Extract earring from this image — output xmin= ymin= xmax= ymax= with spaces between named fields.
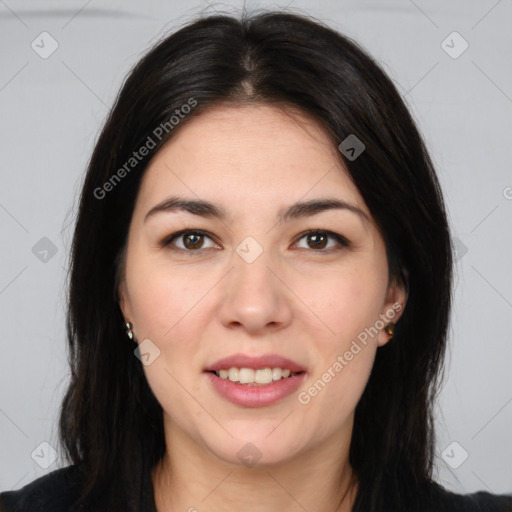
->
xmin=125 ymin=322 xmax=134 ymax=341
xmin=385 ymin=323 xmax=395 ymax=339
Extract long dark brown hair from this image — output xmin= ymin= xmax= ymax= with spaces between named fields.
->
xmin=59 ymin=9 xmax=452 ymax=511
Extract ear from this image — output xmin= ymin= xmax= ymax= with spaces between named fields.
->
xmin=377 ymin=273 xmax=407 ymax=347
xmin=118 ymin=279 xmax=133 ymax=324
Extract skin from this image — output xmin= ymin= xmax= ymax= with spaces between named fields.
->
xmin=118 ymin=104 xmax=406 ymax=512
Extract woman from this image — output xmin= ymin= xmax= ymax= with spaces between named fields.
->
xmin=1 ymin=9 xmax=510 ymax=512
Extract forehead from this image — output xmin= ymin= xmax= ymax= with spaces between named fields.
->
xmin=134 ymin=104 xmax=370 ymax=220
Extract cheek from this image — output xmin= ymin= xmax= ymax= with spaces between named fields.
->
xmin=303 ymin=264 xmax=388 ymax=344
xmin=306 ymin=349 xmax=375 ymax=440
xmin=128 ymin=263 xmax=208 ymax=426
xmin=125 ymin=259 xmax=214 ymax=411
xmin=295 ymin=264 xmax=386 ymax=416
xmin=127 ymin=257 xmax=207 ymax=342
xmin=298 ymin=296 xmax=379 ymax=437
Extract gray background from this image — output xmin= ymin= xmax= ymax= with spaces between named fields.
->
xmin=1 ymin=0 xmax=511 ymax=496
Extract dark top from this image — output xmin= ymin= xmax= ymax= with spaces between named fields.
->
xmin=0 ymin=465 xmax=511 ymax=512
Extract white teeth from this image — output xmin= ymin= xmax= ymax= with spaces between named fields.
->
xmin=239 ymin=368 xmax=255 ymax=384
xmin=272 ymin=367 xmax=282 ymax=380
xmin=255 ymin=368 xmax=273 ymax=384
xmin=214 ymin=367 xmax=299 ymax=384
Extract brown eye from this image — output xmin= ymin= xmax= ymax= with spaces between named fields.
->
xmin=306 ymin=232 xmax=328 ymax=249
xmin=183 ymin=232 xmax=204 ymax=250
xmin=295 ymin=230 xmax=349 ymax=252
xmin=162 ymin=230 xmax=218 ymax=251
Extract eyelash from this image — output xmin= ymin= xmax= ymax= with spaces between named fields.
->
xmin=160 ymin=229 xmax=350 ymax=254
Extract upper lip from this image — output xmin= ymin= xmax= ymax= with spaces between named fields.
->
xmin=204 ymin=353 xmax=307 ymax=373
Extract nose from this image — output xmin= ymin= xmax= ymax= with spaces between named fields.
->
xmin=217 ymin=247 xmax=293 ymax=335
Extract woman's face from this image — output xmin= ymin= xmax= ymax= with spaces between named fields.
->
xmin=119 ymin=104 xmax=405 ymax=467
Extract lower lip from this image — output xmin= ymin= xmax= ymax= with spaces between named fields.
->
xmin=205 ymin=372 xmax=306 ymax=408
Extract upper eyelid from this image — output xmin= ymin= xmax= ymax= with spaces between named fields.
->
xmin=162 ymin=229 xmax=218 ymax=247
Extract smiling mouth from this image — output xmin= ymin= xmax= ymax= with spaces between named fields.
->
xmin=206 ymin=367 xmax=305 ymax=386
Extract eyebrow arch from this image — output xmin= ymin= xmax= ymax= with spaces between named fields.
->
xmin=144 ymin=195 xmax=369 ymax=224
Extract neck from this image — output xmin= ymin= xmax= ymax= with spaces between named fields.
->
xmin=153 ymin=416 xmax=359 ymax=512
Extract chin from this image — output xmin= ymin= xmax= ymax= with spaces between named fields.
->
xmin=200 ymin=426 xmax=306 ymax=469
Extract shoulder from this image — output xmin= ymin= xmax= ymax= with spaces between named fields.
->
xmin=0 ymin=465 xmax=83 ymax=512
xmin=423 ymin=480 xmax=512 ymax=512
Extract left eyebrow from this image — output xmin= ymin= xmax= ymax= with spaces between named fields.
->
xmin=144 ymin=195 xmax=369 ymax=224
xmin=277 ymin=198 xmax=369 ymax=224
